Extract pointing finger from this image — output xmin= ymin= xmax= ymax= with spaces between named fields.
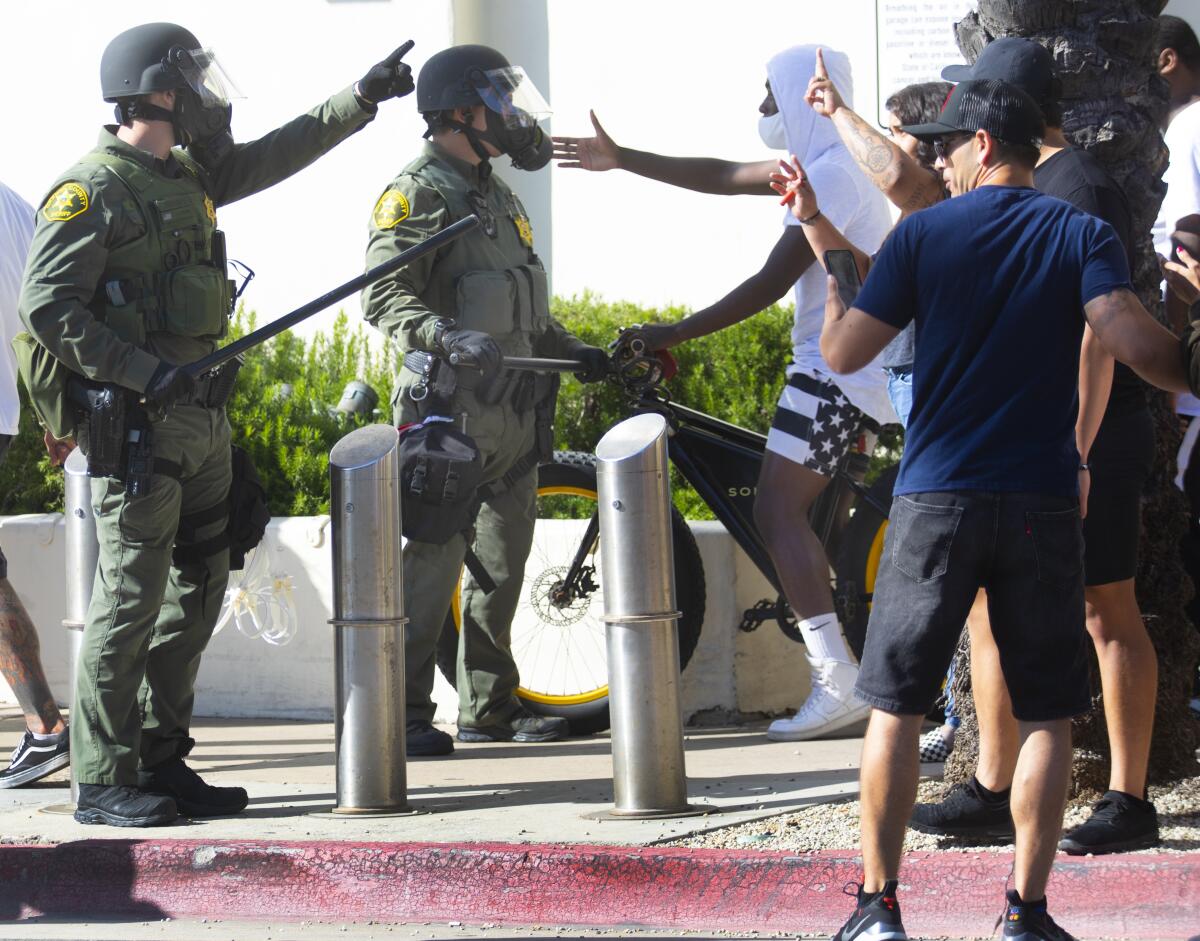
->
xmin=384 ymin=39 xmax=416 ymax=65
xmin=815 ymin=47 xmax=828 ymax=80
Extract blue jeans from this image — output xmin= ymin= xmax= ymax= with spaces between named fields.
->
xmin=885 ymin=367 xmax=913 ymax=429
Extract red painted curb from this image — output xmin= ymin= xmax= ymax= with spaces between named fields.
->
xmin=0 ymin=840 xmax=1195 ymax=937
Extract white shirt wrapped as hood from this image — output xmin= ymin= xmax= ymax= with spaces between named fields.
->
xmin=765 ymin=45 xmax=896 ymax=424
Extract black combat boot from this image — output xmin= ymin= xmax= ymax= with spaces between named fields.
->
xmin=74 ymin=783 xmax=178 ymax=828
xmin=141 ymin=757 xmax=248 ymax=817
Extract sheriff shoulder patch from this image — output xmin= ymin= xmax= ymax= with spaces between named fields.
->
xmin=43 ymin=183 xmax=89 ymax=222
xmin=204 ymin=195 xmax=216 ymax=226
xmin=373 ymin=189 xmax=410 ymax=230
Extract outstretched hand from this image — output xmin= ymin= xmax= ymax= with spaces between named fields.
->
xmin=805 ymin=48 xmax=846 ymax=118
xmin=769 ymin=155 xmax=819 ymax=218
xmin=552 ymin=110 xmax=621 ymax=171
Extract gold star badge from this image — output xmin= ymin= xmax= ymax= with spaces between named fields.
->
xmin=204 ymin=195 xmax=216 ymax=226
xmin=514 ymin=215 xmax=533 ymax=247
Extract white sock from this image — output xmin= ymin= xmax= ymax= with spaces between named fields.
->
xmin=30 ymin=728 xmax=63 ymax=742
xmin=799 ymin=611 xmax=855 ymax=665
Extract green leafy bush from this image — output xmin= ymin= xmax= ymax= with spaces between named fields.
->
xmin=0 ymin=296 xmax=901 ymax=519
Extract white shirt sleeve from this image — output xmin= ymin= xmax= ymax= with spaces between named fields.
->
xmin=1154 ymin=101 xmax=1200 ymax=257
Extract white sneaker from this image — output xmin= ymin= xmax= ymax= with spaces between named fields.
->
xmin=766 ymin=658 xmax=870 ymax=741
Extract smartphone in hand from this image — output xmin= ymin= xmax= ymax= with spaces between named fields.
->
xmin=823 ymin=249 xmax=862 ymax=309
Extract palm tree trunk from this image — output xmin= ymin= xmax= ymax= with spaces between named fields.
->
xmin=944 ymin=0 xmax=1199 ymax=793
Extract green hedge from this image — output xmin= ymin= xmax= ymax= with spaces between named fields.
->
xmin=0 ymin=297 xmax=900 ymax=518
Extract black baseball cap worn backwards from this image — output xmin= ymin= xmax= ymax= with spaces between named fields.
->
xmin=941 ymin=36 xmax=1059 ymax=107
xmin=900 ymin=79 xmax=1046 ymax=148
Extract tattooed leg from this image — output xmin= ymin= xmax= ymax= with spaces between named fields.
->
xmin=0 ymin=578 xmax=64 ymax=734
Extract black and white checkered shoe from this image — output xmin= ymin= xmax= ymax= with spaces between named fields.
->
xmin=0 ymin=728 xmax=70 ymax=788
xmin=918 ymin=725 xmax=955 ymax=763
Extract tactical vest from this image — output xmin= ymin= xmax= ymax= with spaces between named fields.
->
xmin=14 ymin=149 xmax=235 ymax=439
xmin=408 ymin=156 xmax=549 ymax=360
xmin=78 ymin=150 xmax=234 ymax=346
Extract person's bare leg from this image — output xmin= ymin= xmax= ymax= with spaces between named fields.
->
xmin=753 ymin=452 xmax=834 ymax=619
xmin=0 ymin=579 xmax=64 ymax=735
xmin=1085 ymin=579 xmax=1155 ymax=797
xmin=1011 ymin=719 xmax=1072 ymax=902
xmin=859 ymin=709 xmax=924 ymax=891
xmin=968 ymin=591 xmax=1019 ymax=792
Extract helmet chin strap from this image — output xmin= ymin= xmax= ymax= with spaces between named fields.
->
xmin=117 ymin=99 xmax=187 ymax=146
xmin=443 ymin=117 xmax=494 ymax=166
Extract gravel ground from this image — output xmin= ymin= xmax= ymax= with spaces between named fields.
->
xmin=670 ymin=775 xmax=1200 ymax=854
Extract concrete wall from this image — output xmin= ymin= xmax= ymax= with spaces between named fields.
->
xmin=0 ymin=515 xmax=811 ymax=724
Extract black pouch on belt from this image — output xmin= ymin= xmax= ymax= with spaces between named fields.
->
xmin=398 ymin=421 xmax=483 ymax=544
xmin=172 ymin=446 xmax=269 ymax=571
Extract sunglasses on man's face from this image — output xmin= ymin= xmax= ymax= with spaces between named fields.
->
xmin=933 ymin=134 xmax=972 ymax=162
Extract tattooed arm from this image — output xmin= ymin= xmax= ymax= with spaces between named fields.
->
xmin=804 ymin=49 xmax=943 ymax=214
xmin=1084 ymin=288 xmax=1188 ymax=393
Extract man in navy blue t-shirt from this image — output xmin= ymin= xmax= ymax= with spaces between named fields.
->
xmin=815 ymin=80 xmax=1189 ymax=941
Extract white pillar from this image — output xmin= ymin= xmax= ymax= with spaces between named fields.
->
xmin=452 ymin=0 xmax=552 ymax=281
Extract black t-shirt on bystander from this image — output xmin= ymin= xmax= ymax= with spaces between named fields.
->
xmin=1034 ymin=146 xmax=1145 ymax=420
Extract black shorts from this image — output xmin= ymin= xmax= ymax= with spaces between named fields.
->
xmin=856 ymin=490 xmax=1091 ymax=722
xmin=1083 ymin=407 xmax=1154 ymax=586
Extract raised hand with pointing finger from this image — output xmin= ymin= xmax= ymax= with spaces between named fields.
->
xmin=356 ymin=40 xmax=416 ymax=105
xmin=805 ymin=48 xmax=848 ymax=119
xmin=552 ymin=110 xmax=622 ymax=171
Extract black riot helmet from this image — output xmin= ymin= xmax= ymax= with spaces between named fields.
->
xmin=101 ymin=23 xmax=200 ymax=100
xmin=416 ymin=44 xmax=553 ymax=171
xmin=100 ymin=22 xmax=241 ymax=167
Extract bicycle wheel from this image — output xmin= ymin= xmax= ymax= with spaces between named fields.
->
xmin=833 ymin=463 xmax=898 ymax=662
xmin=436 ymin=450 xmax=707 ymax=735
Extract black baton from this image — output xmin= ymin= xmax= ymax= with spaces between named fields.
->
xmin=187 ymin=215 xmax=481 ymax=378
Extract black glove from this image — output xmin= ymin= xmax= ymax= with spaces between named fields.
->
xmin=439 ymin=328 xmax=504 ymax=378
xmin=144 ymin=361 xmax=196 ymax=412
xmin=356 ymin=40 xmax=416 ymax=105
xmin=573 ymin=346 xmax=610 ymax=384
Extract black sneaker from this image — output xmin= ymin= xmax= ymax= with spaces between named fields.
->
xmin=1059 ymin=789 xmax=1158 ymax=855
xmin=74 ymin=783 xmax=178 ymax=828
xmin=831 ymin=880 xmax=908 ymax=940
xmin=457 ymin=708 xmax=569 ymax=743
xmin=909 ymin=776 xmax=1015 ymax=840
xmin=406 ymin=720 xmax=454 ymax=756
xmin=1002 ymin=890 xmax=1077 ymax=940
xmin=141 ymin=757 xmax=248 ymax=817
xmin=0 ymin=728 xmax=69 ymax=789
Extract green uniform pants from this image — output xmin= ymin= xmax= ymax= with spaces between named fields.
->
xmin=72 ymin=405 xmax=232 ymax=786
xmin=399 ymin=391 xmax=538 ymax=728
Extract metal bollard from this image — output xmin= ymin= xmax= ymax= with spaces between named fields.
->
xmin=595 ymin=413 xmax=700 ymax=818
xmin=328 ymin=424 xmax=412 ymax=815
xmin=62 ymin=448 xmax=98 ymax=806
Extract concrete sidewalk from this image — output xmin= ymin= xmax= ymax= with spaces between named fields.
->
xmin=0 ymin=711 xmax=865 ymax=845
xmin=2 ymin=711 xmax=1196 ymax=939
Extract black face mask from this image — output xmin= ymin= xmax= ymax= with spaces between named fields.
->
xmin=488 ymin=113 xmax=552 ymax=171
xmin=175 ymin=86 xmax=234 ymax=167
xmin=446 ymin=109 xmax=551 ymax=172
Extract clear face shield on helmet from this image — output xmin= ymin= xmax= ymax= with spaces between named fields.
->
xmin=467 ymin=65 xmax=553 ymax=170
xmin=470 ymin=65 xmax=551 ymax=128
xmin=169 ymin=47 xmax=244 ymax=107
xmin=163 ymin=46 xmax=243 ymax=166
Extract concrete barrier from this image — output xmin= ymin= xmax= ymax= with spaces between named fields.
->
xmin=0 ymin=514 xmax=812 ymax=724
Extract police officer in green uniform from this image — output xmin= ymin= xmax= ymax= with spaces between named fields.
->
xmin=363 ymin=45 xmax=608 ymax=756
xmin=18 ymin=22 xmax=416 ymax=827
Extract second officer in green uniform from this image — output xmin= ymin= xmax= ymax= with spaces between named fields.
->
xmin=363 ymin=45 xmax=608 ymax=756
xmin=19 ymin=22 xmax=417 ymax=826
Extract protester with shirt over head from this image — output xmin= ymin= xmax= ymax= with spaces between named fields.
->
xmin=553 ymin=46 xmax=894 ymax=743
xmin=785 ymin=79 xmax=1188 ymax=941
